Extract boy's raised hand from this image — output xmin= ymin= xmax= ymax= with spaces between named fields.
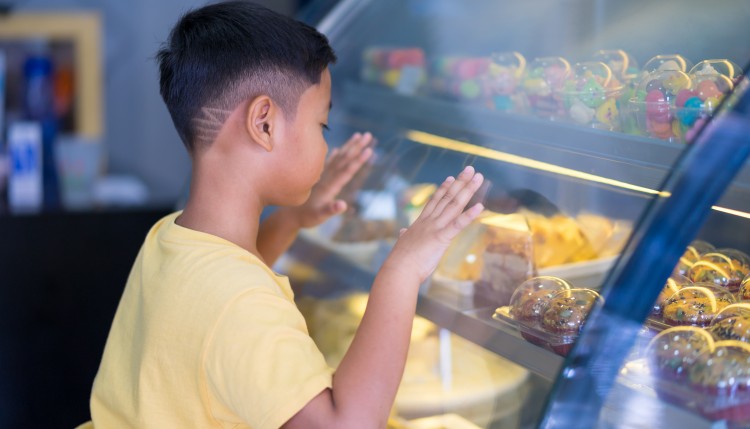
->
xmin=291 ymin=132 xmax=374 ymax=229
xmin=387 ymin=166 xmax=485 ymax=283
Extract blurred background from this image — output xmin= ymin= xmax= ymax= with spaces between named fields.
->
xmin=0 ymin=1 xmax=336 ymax=427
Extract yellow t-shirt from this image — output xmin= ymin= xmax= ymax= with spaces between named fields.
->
xmin=88 ymin=212 xmax=333 ymax=429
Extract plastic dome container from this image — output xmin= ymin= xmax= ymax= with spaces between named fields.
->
xmin=641 ymin=54 xmax=693 ymax=76
xmin=662 ymin=284 xmax=736 ymax=327
xmin=540 ymin=288 xmax=603 ymax=355
xmin=557 ymin=61 xmax=624 ymax=130
xmin=592 ymin=49 xmax=639 ymax=84
xmin=674 ymin=240 xmax=716 ymax=277
xmin=688 ymin=341 xmax=750 ymax=423
xmin=509 ymin=276 xmax=571 ymax=324
xmin=522 ymin=56 xmax=570 ymax=119
xmin=709 ymin=303 xmax=750 ymax=342
xmin=652 ymin=274 xmax=691 ymax=317
xmin=688 ymin=249 xmax=750 ymax=292
xmin=690 ymin=59 xmax=743 ymax=83
xmin=487 ymin=51 xmax=527 ymax=112
xmin=646 ymin=325 xmax=715 ymax=381
xmin=430 ymin=56 xmax=491 ymax=101
xmin=625 ymin=69 xmax=695 ymax=142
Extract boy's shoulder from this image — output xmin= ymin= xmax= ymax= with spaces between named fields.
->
xmin=139 ymin=212 xmax=291 ymax=299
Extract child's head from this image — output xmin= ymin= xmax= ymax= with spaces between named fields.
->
xmin=156 ymin=1 xmax=337 ymax=152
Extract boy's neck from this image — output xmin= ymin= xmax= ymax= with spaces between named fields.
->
xmin=176 ymin=172 xmax=265 ymax=263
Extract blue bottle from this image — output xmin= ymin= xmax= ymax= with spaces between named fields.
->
xmin=23 ymin=49 xmax=61 ymax=211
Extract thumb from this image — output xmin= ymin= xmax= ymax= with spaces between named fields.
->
xmin=326 ymin=200 xmax=347 ymax=216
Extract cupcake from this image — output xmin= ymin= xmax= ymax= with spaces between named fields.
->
xmin=689 ymin=249 xmax=750 ymax=293
xmin=522 ymin=56 xmax=571 ymax=120
xmin=645 ymin=326 xmax=715 ymax=408
xmin=646 ymin=326 xmax=715 ymax=382
xmin=688 ymin=341 xmax=750 ymax=423
xmin=674 ymin=240 xmax=715 ymax=277
xmin=541 ymin=288 xmax=603 ymax=355
xmin=509 ymin=276 xmax=571 ymax=347
xmin=662 ymin=284 xmax=735 ymax=327
xmin=709 ymin=303 xmax=750 ymax=343
xmin=652 ymin=274 xmax=691 ymax=318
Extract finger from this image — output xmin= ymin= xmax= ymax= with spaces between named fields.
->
xmin=325 ymin=200 xmax=347 ymax=216
xmin=325 ymin=147 xmax=340 ymax=168
xmin=335 ymin=131 xmax=365 ymax=161
xmin=435 ymin=172 xmax=483 ymax=221
xmin=442 ymin=203 xmax=484 ymax=239
xmin=323 ymin=147 xmax=374 ymax=198
xmin=334 ymin=132 xmax=372 ymax=168
xmin=420 ymin=176 xmax=454 ymax=217
xmin=431 ymin=166 xmax=476 ymax=216
xmin=399 ymin=228 xmax=408 ymax=237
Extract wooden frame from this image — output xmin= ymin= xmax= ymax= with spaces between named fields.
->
xmin=0 ymin=12 xmax=103 ymax=139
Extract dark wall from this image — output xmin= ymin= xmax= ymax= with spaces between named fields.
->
xmin=0 ymin=209 xmax=171 ymax=428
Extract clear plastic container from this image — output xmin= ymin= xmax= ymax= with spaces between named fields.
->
xmin=740 ymin=274 xmax=750 ymax=301
xmin=625 ymin=69 xmax=694 ymax=142
xmin=645 ymin=326 xmax=715 ymax=383
xmin=687 ymin=340 xmax=750 ymax=424
xmin=688 ymin=249 xmax=750 ymax=292
xmin=430 ymin=56 xmax=492 ymax=101
xmin=651 ymin=274 xmax=691 ymax=318
xmin=557 ymin=61 xmax=624 ymax=130
xmin=508 ymin=276 xmax=571 ymax=326
xmin=641 ymin=54 xmax=693 ymax=76
xmin=521 ymin=56 xmax=570 ymax=120
xmin=361 ymin=47 xmax=426 ymax=92
xmin=487 ymin=51 xmax=527 ymax=112
xmin=674 ymin=240 xmax=716 ymax=277
xmin=592 ymin=49 xmax=639 ymax=84
xmin=496 ymin=282 xmax=601 ymax=356
xmin=709 ymin=303 xmax=750 ymax=342
xmin=662 ymin=284 xmax=736 ymax=327
xmin=540 ymin=288 xmax=603 ymax=355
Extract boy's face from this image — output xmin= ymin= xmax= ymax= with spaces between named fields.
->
xmin=275 ymin=68 xmax=332 ymax=205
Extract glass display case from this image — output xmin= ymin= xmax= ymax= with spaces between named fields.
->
xmin=285 ymin=1 xmax=750 ymax=428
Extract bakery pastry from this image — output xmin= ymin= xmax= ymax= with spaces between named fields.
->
xmin=646 ymin=326 xmax=715 ymax=382
xmin=652 ymin=275 xmax=690 ymax=317
xmin=662 ymin=284 xmax=735 ymax=327
xmin=540 ymin=288 xmax=602 ymax=355
xmin=688 ymin=250 xmax=750 ymax=293
xmin=674 ymin=240 xmax=715 ymax=277
xmin=509 ymin=276 xmax=571 ymax=324
xmin=709 ymin=303 xmax=750 ymax=343
xmin=688 ymin=341 xmax=750 ymax=423
xmin=473 ymin=213 xmax=536 ymax=307
xmin=740 ymin=275 xmax=750 ymax=301
xmin=508 ymin=276 xmax=571 ymax=347
xmin=521 ymin=209 xmax=597 ymax=267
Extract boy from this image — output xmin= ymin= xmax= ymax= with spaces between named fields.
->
xmin=84 ymin=2 xmax=484 ymax=428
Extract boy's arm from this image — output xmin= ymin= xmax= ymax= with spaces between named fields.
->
xmin=256 ymin=132 xmax=373 ymax=266
xmin=282 ymin=166 xmax=485 ymax=429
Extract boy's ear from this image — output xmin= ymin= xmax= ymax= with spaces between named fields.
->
xmin=245 ymin=95 xmax=276 ymax=152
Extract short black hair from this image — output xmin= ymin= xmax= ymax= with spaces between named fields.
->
xmin=157 ymin=1 xmax=337 ymax=151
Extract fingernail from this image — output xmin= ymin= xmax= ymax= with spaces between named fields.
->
xmin=472 ymin=172 xmax=483 ymax=182
xmin=445 ymin=176 xmax=455 ymax=183
xmin=462 ymin=166 xmax=474 ymax=175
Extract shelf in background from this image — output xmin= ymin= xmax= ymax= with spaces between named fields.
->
xmin=340 ymin=82 xmax=750 ymax=209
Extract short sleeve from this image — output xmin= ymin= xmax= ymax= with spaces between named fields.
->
xmin=204 ymin=289 xmax=333 ymax=429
